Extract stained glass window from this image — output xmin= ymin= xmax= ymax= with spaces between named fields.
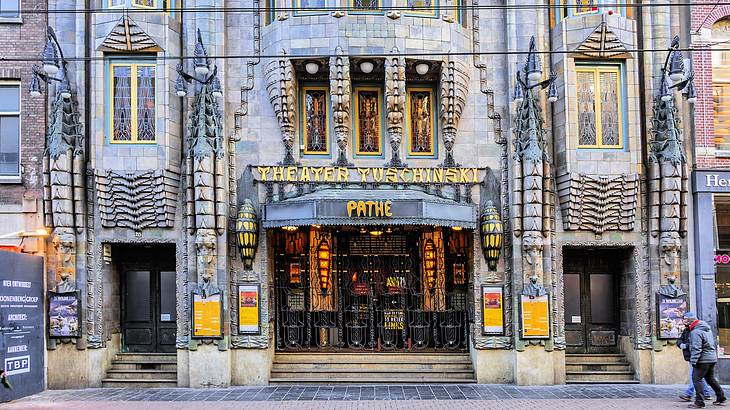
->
xmin=575 ymin=0 xmax=597 ymax=14
xmin=131 ymin=0 xmax=155 ymax=7
xmin=408 ymin=88 xmax=435 ymax=156
xmin=576 ymin=66 xmax=622 ymax=148
xmin=111 ymin=63 xmax=156 ymax=143
xmin=355 ymin=88 xmax=382 ymax=155
xmin=303 ymin=87 xmax=329 ymax=155
xmin=352 ymin=0 xmax=378 ymax=11
xmin=406 ymin=0 xmax=436 ymax=16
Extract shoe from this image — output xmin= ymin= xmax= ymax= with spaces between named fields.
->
xmin=689 ymin=404 xmax=706 ymax=408
xmin=681 ymin=395 xmax=693 ymax=402
xmin=713 ymin=398 xmax=727 ymax=406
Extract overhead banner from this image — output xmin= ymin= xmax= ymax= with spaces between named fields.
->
xmin=192 ymin=293 xmax=222 ymax=338
xmin=482 ymin=286 xmax=504 ymax=335
xmin=238 ymin=284 xmax=261 ymax=335
xmin=0 ymin=251 xmax=44 ymax=403
xmin=520 ymin=294 xmax=550 ymax=339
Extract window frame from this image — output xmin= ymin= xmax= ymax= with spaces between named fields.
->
xmin=0 ymin=81 xmax=20 ymax=178
xmin=405 ymin=86 xmax=438 ymax=158
xmin=575 ymin=65 xmax=624 ymax=150
xmin=0 ymin=0 xmax=21 ymax=20
xmin=299 ymin=84 xmax=331 ymax=157
xmin=108 ymin=61 xmax=158 ymax=145
xmin=352 ymin=85 xmax=385 ymax=158
xmin=403 ymin=0 xmax=438 ymax=18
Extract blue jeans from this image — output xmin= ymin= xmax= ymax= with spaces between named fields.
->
xmin=686 ymin=362 xmax=712 ymax=397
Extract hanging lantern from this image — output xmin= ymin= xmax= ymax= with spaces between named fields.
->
xmin=424 ymin=239 xmax=437 ymax=289
xmin=317 ymin=239 xmax=331 ymax=292
xmin=480 ymin=202 xmax=503 ymax=271
xmin=235 ymin=199 xmax=258 ymax=270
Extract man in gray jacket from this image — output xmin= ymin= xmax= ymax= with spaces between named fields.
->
xmin=686 ymin=311 xmax=727 ymax=408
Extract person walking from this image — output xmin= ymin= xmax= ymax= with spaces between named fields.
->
xmin=680 ymin=316 xmax=713 ymax=402
xmin=685 ymin=312 xmax=727 ymax=408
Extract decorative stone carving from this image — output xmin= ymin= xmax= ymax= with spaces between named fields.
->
xmin=52 ymin=228 xmax=76 ymax=292
xmin=96 ymin=169 xmax=179 ymax=230
xmin=439 ymin=57 xmax=469 ymax=167
xmin=195 ymin=231 xmax=220 ymax=297
xmin=575 ymin=19 xmax=628 ymax=59
xmin=98 ymin=15 xmax=162 ymax=53
xmin=330 ymin=47 xmax=352 ymax=166
xmin=265 ymin=58 xmax=297 ymax=165
xmin=385 ymin=48 xmax=406 ymax=167
xmin=386 ymin=10 xmax=401 ymax=19
xmin=331 ymin=10 xmax=346 ymax=18
xmin=557 ymin=173 xmax=638 ymax=234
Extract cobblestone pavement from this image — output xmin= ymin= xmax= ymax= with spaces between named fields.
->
xmin=6 ymin=384 xmax=730 ymax=409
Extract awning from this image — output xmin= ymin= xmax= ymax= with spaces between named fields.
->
xmin=262 ymin=188 xmax=477 ymax=229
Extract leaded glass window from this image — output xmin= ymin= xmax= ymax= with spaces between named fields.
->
xmin=297 ymin=0 xmax=324 ymax=12
xmin=575 ymin=0 xmax=597 ymax=14
xmin=355 ymin=88 xmax=382 ymax=155
xmin=406 ymin=0 xmax=436 ymax=16
xmin=576 ymin=66 xmax=623 ymax=148
xmin=131 ymin=0 xmax=155 ymax=7
xmin=110 ymin=63 xmax=156 ymax=143
xmin=303 ymin=87 xmax=329 ymax=155
xmin=407 ymin=88 xmax=435 ymax=156
xmin=352 ymin=0 xmax=378 ymax=11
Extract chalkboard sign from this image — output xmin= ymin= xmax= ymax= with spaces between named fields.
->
xmin=0 ymin=251 xmax=44 ymax=403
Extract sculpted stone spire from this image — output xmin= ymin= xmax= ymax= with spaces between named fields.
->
xmin=330 ymin=47 xmax=352 ymax=166
xmin=265 ymin=58 xmax=297 ymax=165
xmin=385 ymin=48 xmax=406 ymax=167
xmin=439 ymin=57 xmax=469 ymax=167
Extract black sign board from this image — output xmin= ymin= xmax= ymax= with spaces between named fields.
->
xmin=0 ymin=251 xmax=44 ymax=403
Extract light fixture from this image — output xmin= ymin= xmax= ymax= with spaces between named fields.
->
xmin=424 ymin=239 xmax=437 ymax=289
xmin=480 ymin=202 xmax=503 ymax=271
xmin=194 ymin=29 xmax=210 ymax=76
xmin=526 ymin=36 xmax=542 ymax=82
xmin=305 ymin=61 xmax=320 ymax=75
xmin=359 ymin=60 xmax=374 ymax=74
xmin=369 ymin=230 xmax=383 ymax=236
xmin=386 ymin=227 xmax=393 ymax=234
xmin=0 ymin=228 xmax=50 ymax=239
xmin=513 ymin=80 xmax=524 ymax=103
xmin=359 ymin=228 xmax=367 ymax=234
xmin=282 ymin=226 xmax=299 ymax=231
xmin=668 ymin=50 xmax=685 ymax=83
xmin=686 ymin=77 xmax=697 ymax=104
xmin=235 ymin=200 xmax=258 ymax=270
xmin=59 ymin=73 xmax=72 ymax=99
xmin=415 ymin=62 xmax=429 ymax=76
xmin=660 ymin=78 xmax=672 ymax=102
xmin=41 ymin=38 xmax=59 ymax=75
xmin=451 ymin=226 xmax=463 ymax=231
xmin=547 ymin=79 xmax=558 ymax=103
xmin=317 ymin=239 xmax=331 ymax=292
xmin=311 ymin=224 xmax=321 ymax=229
xmin=29 ymin=74 xmax=41 ymax=97
xmin=175 ymin=73 xmax=188 ymax=97
xmin=210 ymin=75 xmax=223 ymax=98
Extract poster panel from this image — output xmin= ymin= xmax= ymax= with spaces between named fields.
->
xmin=192 ymin=292 xmax=222 ymax=338
xmin=481 ymin=286 xmax=504 ymax=335
xmin=238 ymin=284 xmax=261 ymax=335
xmin=520 ymin=294 xmax=550 ymax=339
xmin=383 ymin=309 xmax=405 ymax=330
xmin=48 ymin=291 xmax=81 ymax=338
xmin=657 ymin=293 xmax=687 ymax=339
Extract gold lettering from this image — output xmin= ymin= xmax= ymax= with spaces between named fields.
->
xmin=286 ymin=166 xmax=297 ymax=181
xmin=311 ymin=167 xmax=324 ymax=181
xmin=433 ymin=168 xmax=443 ymax=183
xmin=384 ymin=200 xmax=392 ymax=217
xmin=413 ymin=168 xmax=424 ymax=183
xmin=459 ymin=168 xmax=470 ymax=183
xmin=375 ymin=201 xmax=384 ymax=216
xmin=257 ymin=166 xmax=271 ymax=182
xmin=337 ymin=167 xmax=349 ymax=182
xmin=300 ymin=167 xmax=311 ymax=182
xmin=365 ymin=201 xmax=376 ymax=217
xmin=357 ymin=167 xmax=370 ymax=183
xmin=400 ymin=169 xmax=412 ymax=183
xmin=425 ymin=168 xmax=432 ymax=183
xmin=272 ymin=167 xmax=285 ymax=181
xmin=472 ymin=168 xmax=479 ymax=183
xmin=445 ymin=168 xmax=458 ymax=183
xmin=347 ymin=201 xmax=357 ymax=217
xmin=324 ymin=167 xmax=335 ymax=182
xmin=357 ymin=201 xmax=367 ymax=217
xmin=372 ymin=168 xmax=384 ymax=182
xmin=385 ymin=168 xmax=398 ymax=183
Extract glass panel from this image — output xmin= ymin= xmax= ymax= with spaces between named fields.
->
xmin=126 ymin=270 xmax=151 ymax=322
xmin=353 ymin=0 xmax=377 ymax=10
xmin=159 ymin=271 xmax=176 ymax=322
xmin=112 ymin=65 xmax=132 ymax=142
xmin=0 ymin=0 xmax=20 ymax=17
xmin=409 ymin=90 xmax=433 ymax=154
xmin=577 ymin=70 xmax=597 ymax=146
xmin=0 ymin=85 xmax=19 ymax=112
xmin=109 ymin=0 xmax=126 ymax=6
xmin=599 ymin=70 xmax=620 ymax=147
xmin=136 ymin=65 xmax=156 ymax=141
xmin=575 ymin=0 xmax=597 ymax=14
xmin=589 ymin=273 xmax=615 ymax=324
xmin=356 ymin=90 xmax=380 ymax=154
xmin=132 ymin=0 xmax=154 ymax=6
xmin=564 ymin=273 xmax=581 ymax=323
xmin=407 ymin=0 xmax=433 ymax=13
xmin=714 ymin=84 xmax=730 ymax=151
xmin=304 ymin=89 xmax=328 ymax=153
xmin=0 ymin=116 xmax=20 ymax=175
xmin=299 ymin=0 xmax=324 ymax=8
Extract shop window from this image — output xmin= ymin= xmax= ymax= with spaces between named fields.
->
xmin=549 ymin=0 xmax=633 ymax=28
xmin=109 ymin=62 xmax=157 ymax=144
xmin=0 ymin=83 xmax=20 ymax=176
xmin=576 ymin=65 xmax=623 ymax=149
xmin=0 ymin=0 xmax=20 ymax=18
xmin=350 ymin=0 xmax=380 ymax=13
xmin=406 ymin=87 xmax=437 ymax=157
xmin=713 ymin=49 xmax=730 ymax=152
xmin=295 ymin=0 xmax=326 ymax=15
xmin=405 ymin=0 xmax=437 ymax=18
xmin=715 ymin=201 xmax=730 ymax=355
xmin=301 ymin=86 xmax=330 ymax=155
xmin=353 ymin=86 xmax=383 ymax=156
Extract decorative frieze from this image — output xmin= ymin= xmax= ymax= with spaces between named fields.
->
xmin=98 ymin=15 xmax=161 ymax=53
xmin=575 ymin=20 xmax=629 ymax=59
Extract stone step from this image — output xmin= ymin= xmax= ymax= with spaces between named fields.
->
xmin=115 ymin=352 xmax=176 ymax=362
xmin=101 ymin=378 xmax=178 ymax=388
xmin=565 ymin=370 xmax=637 ymax=382
xmin=269 ymin=377 xmax=477 ymax=384
xmin=274 ymin=353 xmax=471 ymax=364
xmin=565 ymin=354 xmax=627 ymax=364
xmin=566 ymin=379 xmax=641 ymax=385
xmin=565 ymin=363 xmax=632 ymax=372
xmin=111 ymin=360 xmax=178 ymax=371
xmin=271 ymin=369 xmax=474 ymax=378
xmin=106 ymin=369 xmax=178 ymax=380
xmin=272 ymin=362 xmax=474 ymax=370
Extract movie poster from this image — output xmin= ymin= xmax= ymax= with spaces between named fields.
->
xmin=238 ymin=284 xmax=260 ymax=335
xmin=520 ymin=294 xmax=550 ymax=338
xmin=657 ymin=294 xmax=687 ymax=339
xmin=383 ymin=309 xmax=405 ymax=330
xmin=192 ymin=292 xmax=222 ymax=338
xmin=482 ymin=286 xmax=504 ymax=335
xmin=48 ymin=291 xmax=80 ymax=338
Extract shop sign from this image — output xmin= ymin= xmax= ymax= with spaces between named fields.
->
xmin=692 ymin=171 xmax=730 ymax=193
xmin=192 ymin=293 xmax=222 ymax=338
xmin=255 ymin=166 xmax=481 ymax=185
xmin=715 ymin=254 xmax=730 ymax=264
xmin=238 ymin=284 xmax=261 ymax=335
xmin=657 ymin=293 xmax=687 ymax=339
xmin=48 ymin=291 xmax=81 ymax=338
xmin=481 ymin=286 xmax=504 ymax=335
xmin=383 ymin=309 xmax=405 ymax=330
xmin=520 ymin=294 xmax=550 ymax=339
xmin=347 ymin=200 xmax=393 ymax=218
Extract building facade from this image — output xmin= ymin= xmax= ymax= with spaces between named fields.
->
xmin=42 ymin=0 xmax=695 ymax=387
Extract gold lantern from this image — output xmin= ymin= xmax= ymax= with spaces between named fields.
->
xmin=480 ymin=202 xmax=503 ymax=271
xmin=317 ymin=239 xmax=331 ymax=292
xmin=235 ymin=199 xmax=259 ymax=269
xmin=424 ymin=239 xmax=437 ymax=289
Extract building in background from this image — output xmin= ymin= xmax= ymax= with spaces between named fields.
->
xmin=39 ymin=0 xmax=696 ymax=387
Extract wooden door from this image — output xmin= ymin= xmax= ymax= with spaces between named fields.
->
xmin=123 ymin=270 xmax=176 ymax=353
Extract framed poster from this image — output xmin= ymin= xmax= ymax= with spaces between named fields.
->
xmin=238 ymin=284 xmax=261 ymax=335
xmin=481 ymin=286 xmax=504 ymax=335
xmin=520 ymin=294 xmax=550 ymax=339
xmin=657 ymin=293 xmax=687 ymax=339
xmin=192 ymin=292 xmax=222 ymax=338
xmin=383 ymin=309 xmax=405 ymax=330
xmin=48 ymin=290 xmax=81 ymax=338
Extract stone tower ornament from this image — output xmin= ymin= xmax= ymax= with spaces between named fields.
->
xmin=330 ymin=47 xmax=352 ymax=166
xmin=439 ymin=57 xmax=469 ymax=167
xmin=385 ymin=48 xmax=407 ymax=167
xmin=265 ymin=57 xmax=297 ymax=165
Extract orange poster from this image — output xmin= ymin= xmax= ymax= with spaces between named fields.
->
xmin=482 ymin=286 xmax=503 ymax=335
xmin=238 ymin=285 xmax=260 ymax=334
xmin=520 ymin=294 xmax=550 ymax=338
xmin=193 ymin=293 xmax=222 ymax=338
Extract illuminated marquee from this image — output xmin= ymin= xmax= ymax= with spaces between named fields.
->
xmin=347 ymin=200 xmax=393 ymax=218
xmin=255 ymin=166 xmax=481 ymax=184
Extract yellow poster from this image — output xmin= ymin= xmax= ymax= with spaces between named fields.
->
xmin=482 ymin=286 xmax=503 ymax=335
xmin=193 ymin=293 xmax=221 ymax=338
xmin=238 ymin=285 xmax=260 ymax=334
xmin=521 ymin=294 xmax=550 ymax=338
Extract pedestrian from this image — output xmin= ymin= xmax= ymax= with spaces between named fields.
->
xmin=1 ymin=369 xmax=10 ymax=389
xmin=685 ymin=312 xmax=727 ymax=408
xmin=679 ymin=316 xmax=713 ymax=402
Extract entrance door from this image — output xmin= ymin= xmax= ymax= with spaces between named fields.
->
xmin=122 ymin=269 xmax=177 ymax=353
xmin=564 ymin=251 xmax=619 ymax=354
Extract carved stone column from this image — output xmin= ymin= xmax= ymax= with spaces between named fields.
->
xmin=439 ymin=57 xmax=469 ymax=167
xmin=265 ymin=58 xmax=296 ymax=165
xmin=330 ymin=47 xmax=352 ymax=166
xmin=385 ymin=48 xmax=406 ymax=167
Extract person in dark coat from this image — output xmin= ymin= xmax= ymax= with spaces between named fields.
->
xmin=679 ymin=315 xmax=712 ymax=402
xmin=685 ymin=312 xmax=727 ymax=408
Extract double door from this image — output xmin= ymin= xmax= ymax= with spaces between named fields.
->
xmin=122 ymin=269 xmax=177 ymax=353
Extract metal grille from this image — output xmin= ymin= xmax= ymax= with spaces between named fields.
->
xmin=349 ymin=234 xmax=408 ymax=255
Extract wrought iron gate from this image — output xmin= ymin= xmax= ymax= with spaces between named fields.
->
xmin=274 ymin=229 xmax=470 ymax=352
